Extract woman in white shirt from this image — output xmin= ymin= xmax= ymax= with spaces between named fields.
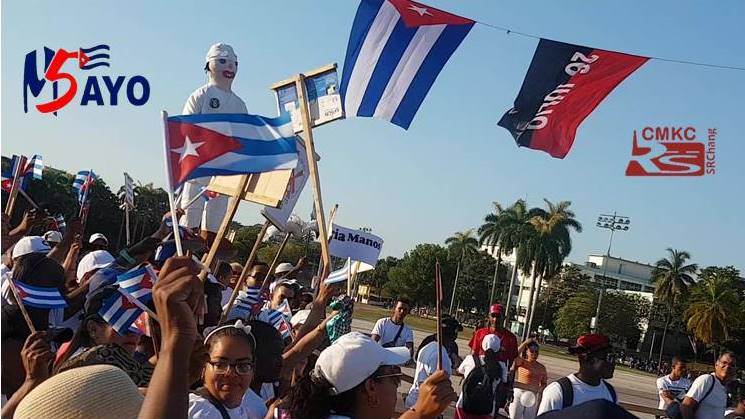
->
xmin=188 ymin=320 xmax=268 ymax=419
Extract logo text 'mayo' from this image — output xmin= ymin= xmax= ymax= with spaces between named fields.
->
xmin=23 ymin=45 xmax=150 ymax=115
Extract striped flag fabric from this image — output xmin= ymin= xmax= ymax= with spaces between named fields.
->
xmin=24 ymin=155 xmax=44 ymax=180
xmin=72 ymin=170 xmax=96 ymax=204
xmin=223 ymin=287 xmax=265 ymax=320
xmin=324 ymin=258 xmax=351 ymax=285
xmin=123 ymin=172 xmax=135 ymax=208
xmin=99 ymin=290 xmax=143 ymax=336
xmin=14 ymin=281 xmax=69 ymax=309
xmin=165 ymin=113 xmax=298 ymax=189
xmin=1 ymin=155 xmax=24 ymax=193
xmin=49 ymin=214 xmax=66 ymax=233
xmin=115 ymin=265 xmax=157 ymax=304
xmin=258 ymin=308 xmax=292 ymax=339
xmin=340 ymin=0 xmax=474 ymax=129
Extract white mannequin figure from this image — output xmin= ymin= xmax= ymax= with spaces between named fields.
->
xmin=179 ymin=43 xmax=248 ymax=243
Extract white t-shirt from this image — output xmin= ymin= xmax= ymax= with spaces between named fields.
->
xmin=685 ymin=373 xmax=728 ymax=419
xmin=537 ymin=373 xmax=616 ymax=415
xmin=371 ymin=318 xmax=413 ymax=348
xmin=657 ymin=374 xmax=692 ymax=409
xmin=455 ymin=354 xmax=505 ymax=414
xmin=188 ymin=390 xmax=267 ymax=419
xmin=405 ymin=340 xmax=452 ymax=408
xmin=182 ymin=83 xmax=248 ymax=115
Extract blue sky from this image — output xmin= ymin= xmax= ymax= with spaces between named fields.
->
xmin=3 ymin=1 xmax=744 ymax=271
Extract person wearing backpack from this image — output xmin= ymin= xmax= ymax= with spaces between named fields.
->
xmin=371 ymin=297 xmax=415 ymax=361
xmin=680 ymin=351 xmax=738 ymax=419
xmin=455 ymin=334 xmax=508 ymax=418
xmin=536 ymin=334 xmax=618 ymax=415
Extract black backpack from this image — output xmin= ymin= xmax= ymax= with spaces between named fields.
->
xmin=557 ymin=376 xmax=617 ymax=409
xmin=462 ymin=355 xmax=498 ymax=415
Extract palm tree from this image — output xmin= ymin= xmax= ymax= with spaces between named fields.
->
xmin=494 ymin=199 xmax=533 ymax=327
xmin=478 ymin=202 xmax=506 ymax=307
xmin=520 ymin=199 xmax=582 ymax=339
xmin=652 ymin=248 xmax=698 ymax=368
xmin=684 ymin=275 xmax=738 ymax=351
xmin=445 ymin=229 xmax=479 ymax=314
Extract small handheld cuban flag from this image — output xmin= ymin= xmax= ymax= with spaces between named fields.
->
xmin=13 ymin=281 xmax=68 ymax=309
xmin=224 ymin=287 xmax=265 ymax=320
xmin=116 ymin=264 xmax=157 ymax=304
xmin=50 ymin=214 xmax=66 ymax=233
xmin=324 ymin=258 xmax=351 ymax=285
xmin=340 ymin=0 xmax=474 ymax=129
xmin=72 ymin=170 xmax=96 ymax=204
xmin=258 ymin=308 xmax=292 ymax=339
xmin=1 ymin=155 xmax=23 ymax=193
xmin=23 ymin=155 xmax=44 ymax=180
xmin=99 ymin=290 xmax=146 ymax=336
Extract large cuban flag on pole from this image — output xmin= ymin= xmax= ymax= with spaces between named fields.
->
xmin=340 ymin=0 xmax=474 ymax=129
xmin=165 ymin=113 xmax=299 ymax=189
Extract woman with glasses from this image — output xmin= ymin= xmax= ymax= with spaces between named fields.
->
xmin=286 ymin=332 xmax=457 ymax=419
xmin=189 ymin=320 xmax=268 ymax=419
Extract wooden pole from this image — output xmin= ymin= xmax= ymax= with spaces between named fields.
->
xmin=199 ymin=175 xmax=251 ymax=281
xmin=262 ymin=232 xmax=292 ymax=291
xmin=17 ymin=189 xmax=40 ymax=210
xmin=4 ymin=156 xmax=27 ymax=217
xmin=435 ymin=260 xmax=443 ymax=371
xmin=295 ymin=74 xmax=331 ymax=278
xmin=221 ymin=220 xmax=270 ymax=324
xmin=125 ymin=204 xmax=131 ymax=246
xmin=7 ymin=280 xmax=36 ymax=333
xmin=314 ymin=204 xmax=338 ymax=292
xmin=161 ymin=111 xmax=184 ymax=256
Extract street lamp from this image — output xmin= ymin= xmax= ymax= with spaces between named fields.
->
xmin=592 ymin=212 xmax=631 ymax=332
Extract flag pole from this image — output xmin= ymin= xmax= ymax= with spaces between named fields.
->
xmin=125 ymin=204 xmax=131 ymax=246
xmin=221 ymin=220 xmax=270 ymax=324
xmin=435 ymin=260 xmax=443 ymax=371
xmin=295 ymin=74 xmax=331 ymax=279
xmin=161 ymin=110 xmax=184 ymax=256
xmin=4 ymin=156 xmax=28 ymax=217
xmin=262 ymin=231 xmax=292 ymax=291
xmin=314 ymin=203 xmax=338 ymax=292
xmin=181 ymin=187 xmax=207 ymax=209
xmin=17 ymin=189 xmax=40 ymax=210
xmin=78 ymin=170 xmax=91 ymax=218
xmin=198 ymin=175 xmax=251 ymax=281
xmin=7 ymin=280 xmax=37 ymax=333
xmin=346 ymin=257 xmax=352 ymax=296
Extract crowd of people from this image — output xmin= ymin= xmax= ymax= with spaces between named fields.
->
xmin=1 ymin=208 xmax=743 ymax=419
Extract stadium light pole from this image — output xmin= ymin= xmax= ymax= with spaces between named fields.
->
xmin=592 ymin=212 xmax=631 ymax=333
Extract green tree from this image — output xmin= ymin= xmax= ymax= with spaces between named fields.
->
xmin=478 ymin=202 xmax=507 ymax=307
xmin=685 ymin=266 xmax=741 ymax=352
xmin=494 ymin=199 xmax=534 ymax=323
xmin=534 ymin=265 xmax=593 ymax=339
xmin=555 ymin=290 xmax=596 ymax=338
xmin=384 ymin=244 xmax=454 ymax=305
xmin=444 ymin=230 xmax=479 ymax=314
xmin=652 ymin=248 xmax=698 ymax=365
xmin=520 ymin=199 xmax=582 ymax=337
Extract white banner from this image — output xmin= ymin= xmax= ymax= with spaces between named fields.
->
xmin=328 ymin=224 xmax=383 ymax=267
xmin=261 ymin=138 xmax=309 ymax=231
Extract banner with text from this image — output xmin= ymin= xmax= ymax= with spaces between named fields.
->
xmin=328 ymin=224 xmax=383 ymax=266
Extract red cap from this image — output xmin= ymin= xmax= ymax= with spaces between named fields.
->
xmin=575 ymin=334 xmax=610 ymax=352
xmin=489 ymin=304 xmax=504 ymax=315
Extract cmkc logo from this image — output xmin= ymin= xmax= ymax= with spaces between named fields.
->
xmin=23 ymin=44 xmax=150 ymax=115
xmin=625 ymin=126 xmax=717 ymax=176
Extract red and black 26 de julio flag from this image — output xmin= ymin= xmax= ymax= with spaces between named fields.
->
xmin=498 ymin=39 xmax=649 ymax=159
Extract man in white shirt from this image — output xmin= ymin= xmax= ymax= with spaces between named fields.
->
xmin=371 ymin=297 xmax=414 ymax=360
xmin=681 ymin=351 xmax=738 ymax=419
xmin=538 ymin=333 xmax=618 ymax=415
xmin=657 ymin=356 xmax=692 ymax=409
xmin=179 ymin=43 xmax=248 ymax=245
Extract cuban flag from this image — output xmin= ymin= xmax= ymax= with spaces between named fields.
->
xmin=2 ymin=155 xmax=23 ymax=193
xmin=224 ymin=287 xmax=265 ymax=320
xmin=165 ymin=113 xmax=298 ymax=189
xmin=23 ymin=155 xmax=44 ymax=180
xmin=14 ymin=281 xmax=68 ymax=309
xmin=258 ymin=308 xmax=292 ymax=339
xmin=49 ymin=214 xmax=66 ymax=233
xmin=72 ymin=170 xmax=96 ymax=203
xmin=340 ymin=0 xmax=474 ymax=129
xmin=324 ymin=259 xmax=351 ymax=285
xmin=116 ymin=265 xmax=157 ymax=304
xmin=99 ymin=290 xmax=145 ymax=335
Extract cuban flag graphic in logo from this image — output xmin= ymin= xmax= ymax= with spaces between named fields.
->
xmin=340 ymin=0 xmax=474 ymax=129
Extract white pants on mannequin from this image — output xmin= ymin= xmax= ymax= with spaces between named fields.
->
xmin=509 ymin=388 xmax=538 ymax=419
xmin=178 ymin=177 xmax=228 ymax=233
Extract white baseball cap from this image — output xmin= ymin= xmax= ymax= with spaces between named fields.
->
xmin=88 ymin=233 xmax=108 ymax=245
xmin=205 ymin=43 xmax=237 ymax=62
xmin=77 ymin=250 xmax=115 ymax=282
xmin=12 ymin=236 xmax=51 ymax=259
xmin=269 ymin=278 xmax=298 ymax=294
xmin=274 ymin=262 xmax=294 ymax=275
xmin=43 ymin=230 xmax=63 ymax=244
xmin=314 ymin=332 xmax=410 ymax=394
xmin=482 ymin=334 xmax=502 ymax=353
